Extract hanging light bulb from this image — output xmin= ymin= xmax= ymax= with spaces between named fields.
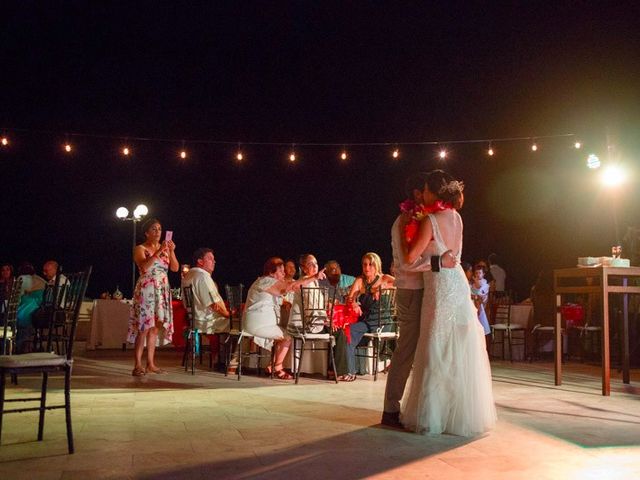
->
xmin=574 ymin=141 xmax=582 ymax=149
xmin=487 ymin=146 xmax=494 ymax=156
xmin=392 ymin=148 xmax=399 ymax=159
xmin=179 ymin=150 xmax=187 ymax=159
xmin=438 ymin=149 xmax=447 ymax=159
xmin=64 ymin=143 xmax=72 ymax=153
xmin=531 ymin=142 xmax=538 ymax=152
xmin=340 ymin=151 xmax=348 ymax=160
xmin=289 ymin=152 xmax=296 ymax=162
xmin=1 ymin=136 xmax=8 ymax=146
xmin=122 ymin=146 xmax=130 ymax=156
xmin=236 ymin=151 xmax=243 ymax=161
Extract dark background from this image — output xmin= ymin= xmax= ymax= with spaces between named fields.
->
xmin=1 ymin=2 xmax=639 ymax=299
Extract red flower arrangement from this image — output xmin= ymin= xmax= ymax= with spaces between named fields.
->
xmin=399 ymin=199 xmax=452 ymax=244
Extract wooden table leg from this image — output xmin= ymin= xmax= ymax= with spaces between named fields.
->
xmin=622 ymin=277 xmax=630 ymax=384
xmin=555 ymin=294 xmax=562 ymax=385
xmin=602 ymin=289 xmax=610 ymax=396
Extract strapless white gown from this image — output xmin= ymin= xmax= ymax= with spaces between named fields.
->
xmin=401 ymin=213 xmax=496 ymax=436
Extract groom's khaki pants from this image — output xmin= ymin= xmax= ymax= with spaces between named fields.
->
xmin=383 ymin=288 xmax=424 ymax=413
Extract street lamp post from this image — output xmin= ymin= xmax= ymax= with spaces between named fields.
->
xmin=116 ymin=204 xmax=149 ymax=296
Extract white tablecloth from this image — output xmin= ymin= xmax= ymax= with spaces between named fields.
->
xmin=87 ymin=299 xmax=130 ymax=350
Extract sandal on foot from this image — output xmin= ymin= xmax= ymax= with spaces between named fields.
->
xmin=132 ymin=367 xmax=146 ymax=377
xmin=338 ymin=374 xmax=356 ymax=382
xmin=145 ymin=366 xmax=166 ymax=374
xmin=274 ymin=370 xmax=294 ymax=380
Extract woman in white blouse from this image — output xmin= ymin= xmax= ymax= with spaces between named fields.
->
xmin=243 ymin=257 xmax=325 ymax=379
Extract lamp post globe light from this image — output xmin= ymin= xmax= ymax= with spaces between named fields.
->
xmin=116 ymin=204 xmax=148 ymax=296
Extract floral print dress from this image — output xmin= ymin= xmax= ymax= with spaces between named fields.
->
xmin=127 ymin=249 xmax=174 ymax=345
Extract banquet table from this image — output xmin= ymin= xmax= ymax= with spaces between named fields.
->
xmin=172 ymin=300 xmax=187 ymax=348
xmin=554 ymin=266 xmax=640 ymax=396
xmin=88 ymin=299 xmax=188 ymax=350
xmin=87 ymin=299 xmax=131 ymax=350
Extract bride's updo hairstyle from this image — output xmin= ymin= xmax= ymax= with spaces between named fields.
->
xmin=425 ymin=170 xmax=464 ymax=209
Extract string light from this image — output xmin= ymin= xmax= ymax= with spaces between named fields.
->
xmin=0 ymin=129 xmax=583 ymax=164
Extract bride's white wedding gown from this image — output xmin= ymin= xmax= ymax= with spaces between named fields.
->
xmin=401 ymin=212 xmax=496 ymax=436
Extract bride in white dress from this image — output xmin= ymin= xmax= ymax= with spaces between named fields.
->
xmin=400 ymin=170 xmax=496 ymax=436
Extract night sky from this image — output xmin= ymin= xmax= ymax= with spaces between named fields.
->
xmin=1 ymin=2 xmax=639 ymax=299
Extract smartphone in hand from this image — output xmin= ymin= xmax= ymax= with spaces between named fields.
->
xmin=164 ymin=230 xmax=173 ymax=243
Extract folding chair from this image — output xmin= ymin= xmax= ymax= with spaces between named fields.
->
xmin=356 ymin=287 xmax=398 ymax=381
xmin=0 ymin=266 xmax=92 ymax=454
xmin=491 ymin=303 xmax=527 ymax=361
xmin=181 ymin=285 xmax=199 ymax=375
xmin=1 ymin=278 xmax=22 ymax=356
xmin=290 ymin=286 xmax=338 ymax=384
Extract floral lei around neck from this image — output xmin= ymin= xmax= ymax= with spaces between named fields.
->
xmin=399 ymin=199 xmax=453 ymax=244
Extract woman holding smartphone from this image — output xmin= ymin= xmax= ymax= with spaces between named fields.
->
xmin=127 ymin=218 xmax=179 ymax=376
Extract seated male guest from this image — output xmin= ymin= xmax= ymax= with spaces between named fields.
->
xmin=42 ymin=259 xmax=68 ymax=286
xmin=182 ymin=248 xmax=230 ymax=335
xmin=319 ymin=260 xmax=356 ymax=304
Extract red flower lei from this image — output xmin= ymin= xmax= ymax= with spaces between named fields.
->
xmin=399 ymin=199 xmax=452 ymax=244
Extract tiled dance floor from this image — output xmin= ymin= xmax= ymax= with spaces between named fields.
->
xmin=1 ymin=349 xmax=639 ymax=479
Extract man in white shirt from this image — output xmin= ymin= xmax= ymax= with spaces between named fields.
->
xmin=382 ymin=171 xmax=457 ymax=428
xmin=181 ymin=248 xmax=230 ymax=335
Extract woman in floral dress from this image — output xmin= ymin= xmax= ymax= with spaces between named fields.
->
xmin=128 ymin=218 xmax=179 ymax=376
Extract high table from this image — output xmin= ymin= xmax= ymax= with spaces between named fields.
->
xmin=554 ymin=266 xmax=640 ymax=396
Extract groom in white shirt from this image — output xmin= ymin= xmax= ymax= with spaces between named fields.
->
xmin=381 ymin=172 xmax=457 ymax=428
